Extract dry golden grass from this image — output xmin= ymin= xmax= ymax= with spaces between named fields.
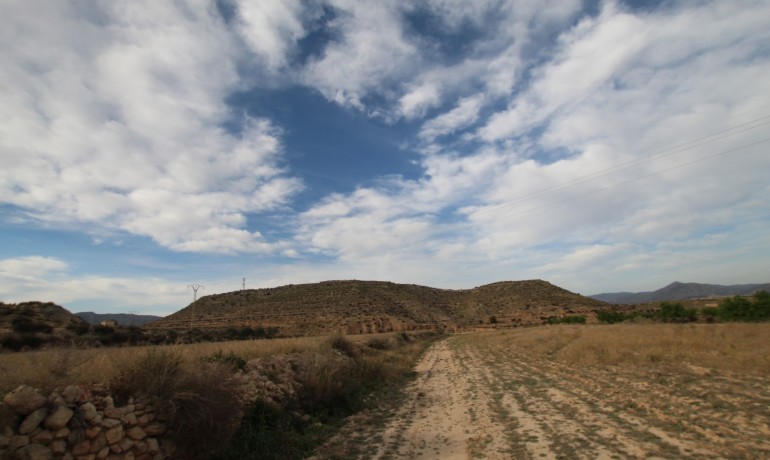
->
xmin=0 ymin=335 xmax=335 ymax=393
xmin=0 ymin=332 xmax=422 ymax=394
xmin=462 ymin=323 xmax=770 ymax=376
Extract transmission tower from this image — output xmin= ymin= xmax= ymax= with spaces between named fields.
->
xmin=187 ymin=284 xmax=205 ymax=328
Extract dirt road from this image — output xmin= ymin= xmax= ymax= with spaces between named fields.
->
xmin=331 ymin=333 xmax=770 ymax=459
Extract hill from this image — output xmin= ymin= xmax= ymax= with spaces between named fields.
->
xmin=0 ymin=301 xmax=87 ymax=332
xmin=75 ymin=312 xmax=162 ymax=327
xmin=145 ymin=279 xmax=611 ymax=336
xmin=589 ymin=281 xmax=770 ymax=304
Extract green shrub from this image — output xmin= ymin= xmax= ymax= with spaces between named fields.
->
xmin=597 ymin=310 xmax=634 ymax=324
xmin=717 ymin=291 xmax=770 ymax=321
xmin=657 ymin=302 xmax=697 ymax=323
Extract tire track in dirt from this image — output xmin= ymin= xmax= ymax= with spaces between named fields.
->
xmin=371 ymin=339 xmax=511 ymax=459
xmin=338 ymin=333 xmax=770 ymax=459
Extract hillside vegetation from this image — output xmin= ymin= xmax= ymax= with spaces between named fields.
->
xmin=146 ymin=279 xmax=611 ymax=336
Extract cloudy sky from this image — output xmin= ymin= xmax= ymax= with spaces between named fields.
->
xmin=1 ymin=0 xmax=769 ymax=315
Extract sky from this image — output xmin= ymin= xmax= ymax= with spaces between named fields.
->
xmin=1 ymin=0 xmax=769 ymax=316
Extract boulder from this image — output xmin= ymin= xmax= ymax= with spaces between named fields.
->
xmin=3 ymin=386 xmax=46 ymax=415
xmin=19 ymin=443 xmax=53 ymax=460
xmin=44 ymin=405 xmax=73 ymax=430
xmin=19 ymin=408 xmax=48 ymax=435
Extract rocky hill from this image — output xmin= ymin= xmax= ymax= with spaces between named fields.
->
xmin=145 ymin=279 xmax=611 ymax=336
xmin=0 ymin=301 xmax=88 ymax=332
xmin=589 ymin=281 xmax=770 ymax=304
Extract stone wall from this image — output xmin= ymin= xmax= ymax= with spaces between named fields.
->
xmin=0 ymin=350 xmax=354 ymax=460
xmin=1 ymin=385 xmax=172 ymax=460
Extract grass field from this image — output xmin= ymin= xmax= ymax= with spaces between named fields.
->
xmin=476 ymin=322 xmax=770 ymax=375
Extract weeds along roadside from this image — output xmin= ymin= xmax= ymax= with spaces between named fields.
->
xmin=213 ymin=330 xmax=442 ymax=460
xmin=9 ymin=331 xmax=441 ymax=459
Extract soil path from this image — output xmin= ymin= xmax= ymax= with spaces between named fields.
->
xmin=357 ymin=334 xmax=770 ymax=460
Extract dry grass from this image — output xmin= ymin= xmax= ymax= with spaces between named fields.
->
xmin=0 ymin=332 xmax=421 ymax=394
xmin=466 ymin=323 xmax=770 ymax=375
xmin=0 ymin=335 xmax=334 ymax=393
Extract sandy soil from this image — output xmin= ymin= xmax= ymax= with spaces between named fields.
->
xmin=315 ymin=334 xmax=770 ymax=459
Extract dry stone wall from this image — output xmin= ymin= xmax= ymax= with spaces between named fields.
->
xmin=1 ymin=384 xmax=171 ymax=460
xmin=1 ymin=350 xmax=354 ymax=460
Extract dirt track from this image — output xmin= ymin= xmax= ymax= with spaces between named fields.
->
xmin=348 ymin=334 xmax=770 ymax=459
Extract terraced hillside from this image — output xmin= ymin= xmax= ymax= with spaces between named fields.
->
xmin=145 ymin=280 xmax=612 ymax=336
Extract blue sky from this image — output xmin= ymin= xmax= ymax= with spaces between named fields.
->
xmin=1 ymin=0 xmax=769 ymax=315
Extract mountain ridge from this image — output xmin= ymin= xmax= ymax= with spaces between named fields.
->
xmin=589 ymin=281 xmax=770 ymax=304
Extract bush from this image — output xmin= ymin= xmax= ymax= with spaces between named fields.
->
xmin=657 ymin=302 xmax=697 ymax=323
xmin=203 ymin=350 xmax=247 ymax=371
xmin=717 ymin=291 xmax=770 ymax=321
xmin=546 ymin=315 xmax=586 ymax=325
xmin=111 ymin=349 xmax=243 ymax=459
xmin=597 ymin=310 xmax=634 ymax=324
xmin=11 ymin=317 xmax=53 ymax=334
xmin=365 ymin=337 xmax=393 ymax=350
xmin=329 ymin=334 xmax=359 ymax=358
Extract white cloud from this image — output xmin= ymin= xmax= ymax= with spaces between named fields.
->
xmin=0 ymin=0 xmax=302 ymax=254
xmin=234 ymin=0 xmax=306 ymax=71
xmin=300 ymin=0 xmax=419 ymax=109
xmin=419 ymin=94 xmax=485 ymax=141
xmin=399 ymin=83 xmax=442 ymax=120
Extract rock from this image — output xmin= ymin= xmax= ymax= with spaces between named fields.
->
xmin=72 ymin=439 xmax=92 ymax=456
xmin=104 ymin=425 xmax=123 ymax=445
xmin=78 ymin=402 xmax=98 ymax=422
xmin=54 ymin=427 xmax=70 ymax=438
xmin=44 ymin=405 xmax=73 ymax=430
xmin=3 ymin=386 xmax=47 ymax=415
xmin=90 ymin=432 xmax=107 ymax=453
xmin=102 ymin=406 xmax=122 ymax=419
xmin=50 ymin=439 xmax=67 ymax=454
xmin=101 ymin=418 xmax=121 ymax=428
xmin=136 ymin=414 xmax=151 ymax=426
xmin=0 ymin=434 xmax=9 ymax=448
xmin=10 ymin=434 xmax=30 ymax=450
xmin=123 ymin=412 xmax=137 ymax=425
xmin=19 ymin=408 xmax=48 ymax=434
xmin=47 ymin=391 xmax=65 ymax=406
xmin=96 ymin=447 xmax=110 ymax=459
xmin=20 ymin=443 xmax=53 ymax=460
xmin=126 ymin=426 xmax=146 ymax=440
xmin=101 ymin=396 xmax=114 ymax=408
xmin=0 ymin=404 xmax=19 ymax=436
xmin=118 ymin=437 xmax=134 ymax=451
xmin=31 ymin=429 xmax=53 ymax=444
xmin=144 ymin=423 xmax=166 ymax=437
xmin=85 ymin=426 xmax=102 ymax=439
xmin=145 ymin=437 xmax=159 ymax=452
xmin=61 ymin=385 xmax=82 ymax=404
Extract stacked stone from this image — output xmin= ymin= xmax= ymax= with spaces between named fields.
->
xmin=1 ymin=385 xmax=170 ymax=460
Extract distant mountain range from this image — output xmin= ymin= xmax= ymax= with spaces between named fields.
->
xmin=589 ymin=282 xmax=770 ymax=304
xmin=75 ymin=312 xmax=162 ymax=327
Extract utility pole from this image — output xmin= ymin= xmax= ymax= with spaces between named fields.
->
xmin=242 ymin=277 xmax=246 ymax=290
xmin=187 ymin=284 xmax=205 ymax=328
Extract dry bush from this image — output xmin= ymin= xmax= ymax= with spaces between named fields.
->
xmin=111 ymin=348 xmax=244 ymax=459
